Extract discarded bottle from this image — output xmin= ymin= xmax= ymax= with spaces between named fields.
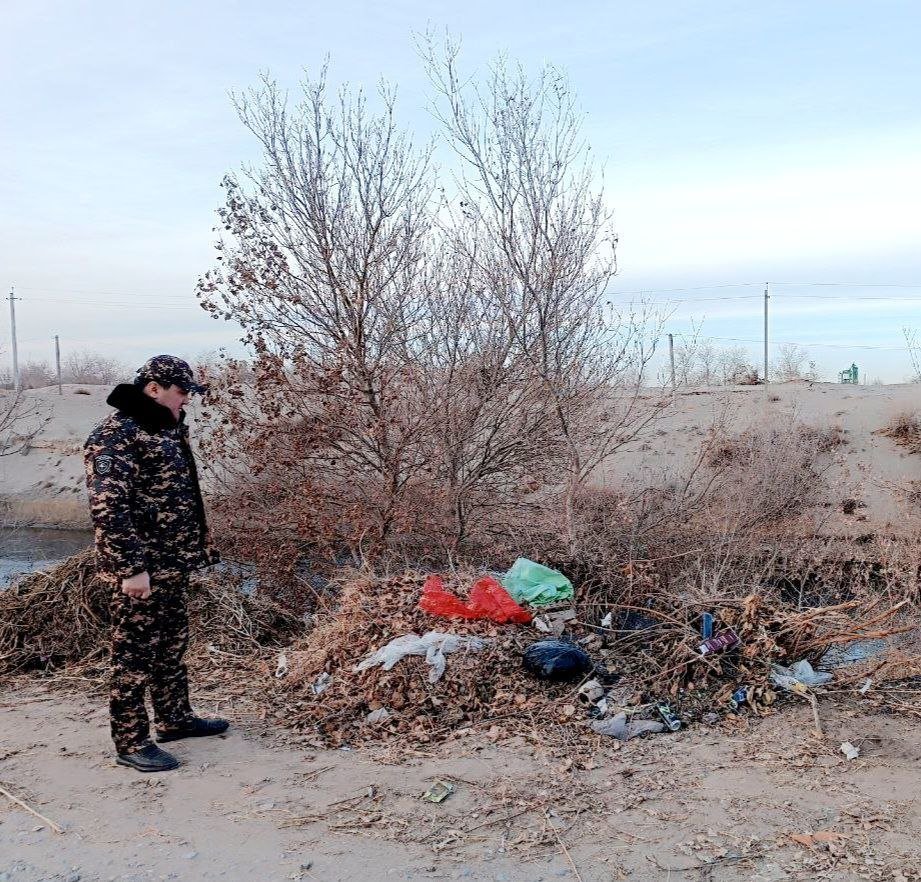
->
xmin=701 ymin=612 xmax=714 ymax=640
xmin=698 ymin=628 xmax=740 ymax=656
xmin=728 ymin=686 xmax=748 ymax=710
xmin=655 ymin=702 xmax=682 ymax=732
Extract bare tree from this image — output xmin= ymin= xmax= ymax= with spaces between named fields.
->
xmin=65 ymin=350 xmax=125 ymax=384
xmin=0 ymin=392 xmax=47 ymax=457
xmin=198 ymin=68 xmax=441 ymax=562
xmin=774 ymin=343 xmax=817 ymax=382
xmin=904 ymin=327 xmax=921 ymax=382
xmin=717 ymin=345 xmax=758 ymax=385
xmin=413 ymin=247 xmax=561 ymax=557
xmin=17 ymin=360 xmax=54 ymax=389
xmin=0 ymin=348 xmax=51 ymax=463
xmin=422 ymin=36 xmax=665 ymax=546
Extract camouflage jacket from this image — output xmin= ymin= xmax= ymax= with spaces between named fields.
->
xmin=84 ymin=383 xmax=219 ymax=581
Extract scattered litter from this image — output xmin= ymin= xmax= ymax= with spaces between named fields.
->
xmin=419 ymin=575 xmax=532 ymax=624
xmin=702 ymin=712 xmax=720 ymax=725
xmin=699 ymin=629 xmax=740 ymax=655
xmin=591 ymin=712 xmax=665 ymax=741
xmin=421 ymin=780 xmax=456 ymax=803
xmin=355 ymin=632 xmax=488 ymax=683
xmin=859 ymin=677 xmax=873 ymax=695
xmin=522 ymin=639 xmax=593 ymax=681
xmin=773 ymin=659 xmax=833 ymax=688
xmin=728 ymin=686 xmax=748 ymax=710
xmin=840 ymin=741 xmax=860 ymax=760
xmin=501 ymin=558 xmax=574 ymax=606
xmin=365 ymin=707 xmax=391 ymax=725
xmin=655 ymin=702 xmax=682 ymax=731
xmin=771 ymin=660 xmax=832 ymax=697
xmin=700 ymin=612 xmax=714 ymax=640
xmin=275 ymin=652 xmax=288 ymax=678
xmin=600 ymin=611 xmax=613 ymax=628
xmin=532 ymin=608 xmax=576 ymax=636
xmin=311 ymin=672 xmax=332 ymax=696
xmin=532 ymin=607 xmax=577 ymax=637
xmin=577 ymin=678 xmax=605 ymax=704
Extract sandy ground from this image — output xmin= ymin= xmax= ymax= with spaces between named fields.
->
xmin=2 ymin=680 xmax=921 ymax=881
xmin=5 ymin=381 xmax=921 ymax=534
xmin=0 ymin=386 xmax=206 ymax=530
xmin=605 ymin=380 xmax=921 ymax=538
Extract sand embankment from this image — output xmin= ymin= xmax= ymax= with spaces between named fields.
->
xmin=3 ymin=381 xmax=921 ymax=533
xmin=0 ymin=385 xmax=207 ymax=529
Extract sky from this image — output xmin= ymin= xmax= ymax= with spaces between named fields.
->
xmin=1 ymin=0 xmax=920 ymax=382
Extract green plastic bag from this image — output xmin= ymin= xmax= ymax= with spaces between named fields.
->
xmin=500 ymin=558 xmax=574 ymax=606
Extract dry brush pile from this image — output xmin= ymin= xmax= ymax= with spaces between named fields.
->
xmin=0 ymin=548 xmax=303 ymax=679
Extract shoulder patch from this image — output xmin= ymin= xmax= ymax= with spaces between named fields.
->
xmin=94 ymin=454 xmax=114 ymax=476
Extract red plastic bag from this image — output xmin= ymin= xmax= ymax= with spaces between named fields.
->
xmin=419 ymin=575 xmax=532 ymax=624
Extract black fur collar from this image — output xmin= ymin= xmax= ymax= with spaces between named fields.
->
xmin=107 ymin=383 xmax=181 ymax=433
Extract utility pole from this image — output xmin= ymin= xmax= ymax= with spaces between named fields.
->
xmin=668 ymin=333 xmax=676 ymax=390
xmin=54 ymin=335 xmax=62 ymax=395
xmin=763 ymin=282 xmax=769 ymax=387
xmin=8 ymin=287 xmax=19 ymax=393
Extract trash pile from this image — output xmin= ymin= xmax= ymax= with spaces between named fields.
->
xmin=281 ymin=567 xmax=581 ymax=746
xmin=0 ymin=548 xmax=303 ymax=676
xmin=281 ymin=556 xmax=916 ymax=747
xmin=2 ymin=548 xmax=917 ymax=750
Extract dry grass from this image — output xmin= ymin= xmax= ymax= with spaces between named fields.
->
xmin=0 ymin=548 xmax=304 ymax=677
xmin=880 ymin=410 xmax=921 ymax=452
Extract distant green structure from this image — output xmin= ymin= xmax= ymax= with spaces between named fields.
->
xmin=838 ymin=363 xmax=859 ymax=384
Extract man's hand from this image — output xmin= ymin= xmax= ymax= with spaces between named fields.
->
xmin=121 ymin=571 xmax=152 ymax=599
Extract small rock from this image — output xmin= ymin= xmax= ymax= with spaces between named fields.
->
xmin=67 ymin=874 xmax=82 ymax=882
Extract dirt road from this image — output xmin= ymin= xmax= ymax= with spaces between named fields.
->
xmin=2 ymin=682 xmax=920 ymax=881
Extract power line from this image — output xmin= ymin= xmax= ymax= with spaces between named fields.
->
xmin=15 ymin=285 xmax=197 ymax=301
xmin=695 ymin=335 xmax=911 ymax=351
xmin=19 ymin=297 xmax=203 ymax=310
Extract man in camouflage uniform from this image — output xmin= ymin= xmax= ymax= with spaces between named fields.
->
xmin=84 ymin=355 xmax=228 ymax=772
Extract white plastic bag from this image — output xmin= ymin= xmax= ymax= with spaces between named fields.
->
xmin=771 ymin=659 xmax=833 ymax=691
xmin=355 ymin=632 xmax=488 ymax=683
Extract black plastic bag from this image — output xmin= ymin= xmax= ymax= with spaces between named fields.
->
xmin=523 ymin=639 xmax=592 ymax=681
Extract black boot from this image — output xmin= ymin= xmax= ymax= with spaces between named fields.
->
xmin=156 ymin=716 xmax=230 ymax=743
xmin=116 ymin=742 xmax=180 ymax=772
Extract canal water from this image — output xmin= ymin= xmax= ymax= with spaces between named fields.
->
xmin=0 ymin=528 xmax=93 ymax=586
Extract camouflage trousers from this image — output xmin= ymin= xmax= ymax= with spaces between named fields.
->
xmin=109 ymin=573 xmax=194 ymax=753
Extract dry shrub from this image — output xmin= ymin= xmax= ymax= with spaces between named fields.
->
xmin=0 ymin=549 xmax=304 ymax=676
xmin=881 ymin=410 xmax=921 ymax=452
